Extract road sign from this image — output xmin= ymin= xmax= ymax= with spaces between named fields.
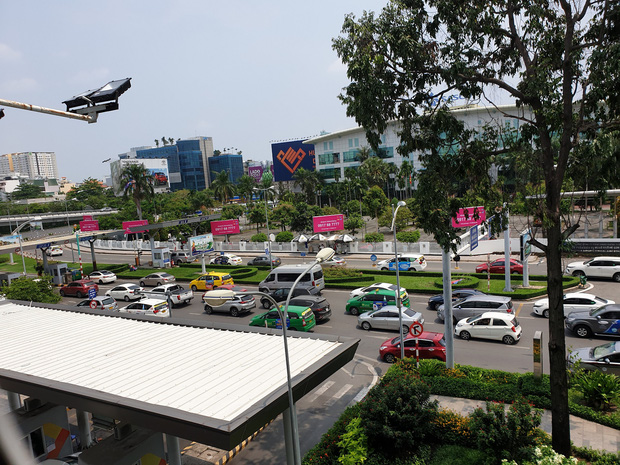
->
xmin=300 ymin=252 xmax=306 ymax=257
xmin=88 ymin=288 xmax=97 ymax=299
xmin=89 ymin=300 xmax=98 ymax=309
xmin=470 ymin=225 xmax=479 ymax=251
xmin=520 ymin=230 xmax=532 ymax=261
xmin=409 ymin=322 xmax=424 ymax=337
xmin=370 ymin=254 xmax=377 ymax=262
xmin=36 ymin=243 xmax=52 ymax=249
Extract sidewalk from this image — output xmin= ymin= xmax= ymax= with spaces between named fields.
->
xmin=433 ymin=395 xmax=620 ymax=453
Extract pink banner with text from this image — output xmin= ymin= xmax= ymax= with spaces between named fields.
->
xmin=313 ymin=214 xmax=344 ymax=233
xmin=79 ymin=220 xmax=99 ymax=232
xmin=211 ymin=219 xmax=240 ymax=236
xmin=451 ymin=207 xmax=486 ymax=228
xmin=122 ymin=220 xmax=149 ymax=233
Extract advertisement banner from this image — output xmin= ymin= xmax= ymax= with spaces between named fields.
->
xmin=271 ymin=140 xmax=316 ymax=182
xmin=451 ymin=206 xmax=486 ymax=228
xmin=248 ymin=166 xmax=263 ymax=183
xmin=211 ymin=219 xmax=240 ymax=236
xmin=79 ymin=220 xmax=100 ymax=232
xmin=189 ymin=234 xmax=214 ymax=256
xmin=122 ymin=220 xmax=149 ymax=233
xmin=313 ymin=214 xmax=344 ymax=233
xmin=0 ymin=235 xmax=21 ymax=246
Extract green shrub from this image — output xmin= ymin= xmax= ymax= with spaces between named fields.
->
xmin=275 ymin=231 xmax=294 ymax=242
xmin=430 ymin=409 xmax=473 ymax=447
xmin=250 ymin=233 xmax=268 ymax=242
xmin=468 ymin=397 xmax=543 ymax=463
xmin=361 ymin=374 xmax=438 ymax=458
xmin=572 ymin=445 xmax=620 ymax=465
xmin=4 ymin=276 xmax=61 ymax=304
xmin=337 ymin=417 xmax=368 ymax=465
xmin=364 ymin=233 xmax=384 ymax=243
xmin=503 ymin=445 xmax=579 ymax=465
xmin=428 ymin=445 xmax=490 ymax=465
xmin=396 ymin=230 xmax=420 ymax=243
xmin=572 ymin=370 xmax=620 ymax=411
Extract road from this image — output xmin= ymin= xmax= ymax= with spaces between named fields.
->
xmin=59 ymin=275 xmax=620 ymax=464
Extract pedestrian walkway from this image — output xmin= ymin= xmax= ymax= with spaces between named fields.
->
xmin=433 ymin=395 xmax=620 ymax=453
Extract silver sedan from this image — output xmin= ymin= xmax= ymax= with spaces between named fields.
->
xmin=357 ymin=305 xmax=424 ymax=333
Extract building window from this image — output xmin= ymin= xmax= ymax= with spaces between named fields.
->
xmin=343 ymin=150 xmax=359 ymax=163
xmin=319 ymin=153 xmax=340 ymax=165
xmin=319 ymin=168 xmax=339 ymax=180
xmin=354 ymin=138 xmax=359 ymax=147
xmin=348 ymin=139 xmax=353 ymax=148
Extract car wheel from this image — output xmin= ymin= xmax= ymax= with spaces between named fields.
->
xmin=428 ymin=303 xmax=436 ymax=310
xmin=230 ymin=308 xmax=239 ymax=317
xmin=59 ymin=290 xmax=65 ymax=297
xmin=139 ymin=281 xmax=146 ymax=287
xmin=124 ymin=296 xmax=130 ymax=302
xmin=349 ymin=307 xmax=360 ymax=316
xmin=384 ymin=353 xmax=396 ymax=363
xmin=204 ymin=305 xmax=213 ymax=314
xmin=501 ymin=334 xmax=515 ymax=344
xmin=572 ymin=270 xmax=585 ymax=277
xmin=361 ymin=321 xmax=371 ymax=331
xmin=288 ymin=327 xmax=297 ymax=331
xmin=543 ymin=309 xmax=549 ymax=318
xmin=574 ymin=325 xmax=592 ymax=338
xmin=511 ymin=271 xmax=520 ymax=275
xmin=157 ymin=282 xmax=162 ymax=286
xmin=402 ymin=325 xmax=409 ymax=334
xmin=76 ymin=291 xmax=83 ymax=298
xmin=613 ymin=273 xmax=620 ymax=283
xmin=459 ymin=330 xmax=471 ymax=340
xmin=380 ymin=267 xmax=388 ymax=271
xmin=262 ymin=300 xmax=271 ymax=309
xmin=98 ymin=279 xmax=104 ymax=284
xmin=191 ymin=285 xmax=198 ymax=291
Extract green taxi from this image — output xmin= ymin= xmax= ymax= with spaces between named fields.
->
xmin=249 ymin=305 xmax=316 ymax=332
xmin=345 ymin=288 xmax=410 ymax=316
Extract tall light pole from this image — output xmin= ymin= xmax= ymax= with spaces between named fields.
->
xmin=12 ymin=217 xmax=42 ymax=275
xmin=254 ymin=186 xmax=276 ymax=271
xmin=391 ymin=201 xmax=407 ymax=359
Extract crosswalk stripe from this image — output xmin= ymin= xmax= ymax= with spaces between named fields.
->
xmin=325 ymin=384 xmax=353 ymax=406
xmin=307 ymin=381 xmax=335 ymax=403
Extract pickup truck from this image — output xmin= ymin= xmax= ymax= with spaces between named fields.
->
xmin=139 ymin=284 xmax=194 ymax=307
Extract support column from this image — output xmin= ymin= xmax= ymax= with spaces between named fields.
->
xmin=77 ymin=410 xmax=93 ymax=448
xmin=7 ymin=391 xmax=22 ymax=411
xmin=165 ymin=434 xmax=182 ymax=465
xmin=442 ymin=249 xmax=454 ymax=369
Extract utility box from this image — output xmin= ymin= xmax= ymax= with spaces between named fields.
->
xmin=151 ymin=247 xmax=171 ymax=269
xmin=44 ymin=263 xmax=69 ymax=286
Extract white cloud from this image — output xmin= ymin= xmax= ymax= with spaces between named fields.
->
xmin=69 ymin=68 xmax=110 ymax=86
xmin=0 ymin=77 xmax=38 ymax=94
xmin=0 ymin=43 xmax=21 ymax=61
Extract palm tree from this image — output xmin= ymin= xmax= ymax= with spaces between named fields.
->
xmin=118 ymin=163 xmax=155 ymax=220
xmin=357 ymin=146 xmax=372 ymax=162
xmin=293 ymin=168 xmax=323 ymax=204
xmin=154 ymin=139 xmax=159 ymax=147
xmin=236 ymin=175 xmax=258 ymax=203
xmin=211 ymin=170 xmax=236 ymax=204
xmin=361 ymin=156 xmax=390 ymax=189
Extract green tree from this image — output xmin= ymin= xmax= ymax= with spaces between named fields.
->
xmin=361 ymin=156 xmax=390 ymax=189
xmin=344 ymin=214 xmax=364 ymax=235
xmin=4 ymin=276 xmax=61 ymax=304
xmin=378 ymin=204 xmax=413 ymax=231
xmin=289 ymin=202 xmax=322 ymax=232
xmin=362 ymin=186 xmax=389 ymax=231
xmin=11 ymin=183 xmax=43 ymax=200
xmin=271 ymin=202 xmax=295 ymax=231
xmin=211 ymin=170 xmax=236 ymax=204
xmin=236 ymin=175 xmax=257 ymax=203
xmin=293 ymin=168 xmax=323 ymax=204
xmin=118 ymin=163 xmax=155 ymax=220
xmin=248 ymin=205 xmax=266 ymax=232
xmin=333 ymin=0 xmax=620 ymax=454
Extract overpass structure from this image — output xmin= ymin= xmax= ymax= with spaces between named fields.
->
xmin=0 ymin=209 xmax=120 ymax=229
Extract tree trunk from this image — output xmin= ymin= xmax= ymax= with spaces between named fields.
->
xmin=546 ymin=204 xmax=571 ymax=455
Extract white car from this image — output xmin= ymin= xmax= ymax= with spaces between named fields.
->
xmin=106 ymin=283 xmax=144 ymax=301
xmin=119 ymin=298 xmax=170 ymax=318
xmin=88 ymin=270 xmax=117 ymax=284
xmin=321 ymin=256 xmax=346 ymax=267
xmin=46 ymin=245 xmax=63 ymax=257
xmin=210 ymin=253 xmax=243 ymax=265
xmin=350 ymin=283 xmax=408 ymax=299
xmin=533 ymin=292 xmax=615 ymax=318
xmin=565 ymin=257 xmax=620 ymax=282
xmin=376 ymin=254 xmax=427 ymax=271
xmin=454 ymin=312 xmax=522 ymax=345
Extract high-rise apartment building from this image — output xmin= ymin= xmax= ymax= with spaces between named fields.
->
xmin=0 ymin=152 xmax=59 ymax=180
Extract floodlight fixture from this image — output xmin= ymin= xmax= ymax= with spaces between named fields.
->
xmin=0 ymin=108 xmax=5 ymax=120
xmin=63 ymin=78 xmax=132 ymax=123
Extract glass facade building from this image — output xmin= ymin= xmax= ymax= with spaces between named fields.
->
xmin=208 ymin=154 xmax=244 ymax=184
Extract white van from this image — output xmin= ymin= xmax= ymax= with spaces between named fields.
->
xmin=258 ymin=264 xmax=325 ymax=295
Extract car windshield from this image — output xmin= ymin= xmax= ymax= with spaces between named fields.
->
xmin=438 ymin=337 xmax=446 ymax=347
xmin=161 ymin=273 xmax=174 ymax=278
xmin=465 ymin=314 xmax=482 ymax=323
xmin=592 ymin=342 xmax=618 ymax=358
xmin=127 ymin=285 xmax=140 ymax=290
xmin=589 ymin=306 xmax=608 ymax=316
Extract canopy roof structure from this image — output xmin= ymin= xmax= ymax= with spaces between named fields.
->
xmin=0 ymin=301 xmax=359 ymax=450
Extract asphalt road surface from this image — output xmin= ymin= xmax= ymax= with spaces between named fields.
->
xmin=58 ymin=275 xmax=620 ymax=464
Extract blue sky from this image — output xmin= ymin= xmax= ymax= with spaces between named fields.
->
xmin=0 ymin=1 xmax=387 ymax=183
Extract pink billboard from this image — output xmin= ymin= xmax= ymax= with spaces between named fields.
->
xmin=122 ymin=220 xmax=149 ymax=234
xmin=79 ymin=220 xmax=99 ymax=232
xmin=313 ymin=214 xmax=344 ymax=233
xmin=211 ymin=219 xmax=240 ymax=236
xmin=451 ymin=207 xmax=486 ymax=228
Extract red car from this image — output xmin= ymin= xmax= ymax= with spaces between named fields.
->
xmin=379 ymin=331 xmax=446 ymax=363
xmin=59 ymin=279 xmax=99 ymax=298
xmin=475 ymin=258 xmax=523 ymax=274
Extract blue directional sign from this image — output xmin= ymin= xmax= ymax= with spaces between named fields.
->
xmin=370 ymin=254 xmax=377 ymax=262
xmin=88 ymin=288 xmax=97 ymax=299
xmin=79 ymin=236 xmax=93 ymax=242
xmin=470 ymin=225 xmax=479 ymax=251
xmin=36 ymin=243 xmax=52 ymax=249
xmin=300 ymin=252 xmax=306 ymax=257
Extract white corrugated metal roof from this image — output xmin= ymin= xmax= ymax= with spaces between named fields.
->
xmin=0 ymin=301 xmax=359 ymax=448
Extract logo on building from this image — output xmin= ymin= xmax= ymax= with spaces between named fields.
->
xmin=276 ymin=147 xmax=307 ymax=174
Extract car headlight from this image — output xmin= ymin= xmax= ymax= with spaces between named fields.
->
xmin=380 ymin=346 xmax=388 ymax=350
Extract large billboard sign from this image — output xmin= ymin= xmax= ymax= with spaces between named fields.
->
xmin=451 ymin=206 xmax=486 ymax=228
xmin=79 ymin=220 xmax=100 ymax=232
xmin=248 ymin=165 xmax=263 ymax=183
xmin=122 ymin=220 xmax=149 ymax=233
xmin=313 ymin=214 xmax=344 ymax=233
xmin=211 ymin=219 xmax=240 ymax=236
xmin=189 ymin=234 xmax=214 ymax=256
xmin=271 ymin=140 xmax=316 ymax=182
xmin=111 ymin=158 xmax=170 ymax=194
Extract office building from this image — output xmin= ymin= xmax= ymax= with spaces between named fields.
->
xmin=0 ymin=152 xmax=59 ymax=180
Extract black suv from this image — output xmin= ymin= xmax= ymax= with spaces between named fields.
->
xmin=260 ymin=288 xmax=313 ymax=309
xmin=289 ymin=295 xmax=332 ymax=322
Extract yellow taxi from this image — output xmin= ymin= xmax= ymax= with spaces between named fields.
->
xmin=189 ymin=272 xmax=234 ymax=291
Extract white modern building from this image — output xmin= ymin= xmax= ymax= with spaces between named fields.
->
xmin=304 ymin=104 xmax=531 ymax=191
xmin=0 ymin=152 xmax=59 ymax=180
xmin=110 ymin=158 xmax=171 ymax=195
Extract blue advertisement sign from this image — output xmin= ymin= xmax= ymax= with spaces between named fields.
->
xmin=275 ymin=318 xmax=291 ymax=329
xmin=271 ymin=140 xmax=316 ymax=182
xmin=470 ymin=225 xmax=479 ymax=251
xmin=389 ymin=261 xmax=411 ymax=271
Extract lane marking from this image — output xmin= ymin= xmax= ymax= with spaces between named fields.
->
xmin=307 ymin=381 xmax=335 ymax=403
xmin=325 ymin=384 xmax=353 ymax=406
xmin=515 ymin=302 xmax=524 ymax=317
xmin=349 ymin=360 xmax=380 ymax=406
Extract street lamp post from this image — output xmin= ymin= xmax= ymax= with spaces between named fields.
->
xmin=254 ymin=186 xmax=276 ymax=272
xmin=12 ymin=217 xmax=42 ymax=276
xmin=391 ymin=201 xmax=407 ymax=359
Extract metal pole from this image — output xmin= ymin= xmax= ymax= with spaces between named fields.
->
xmin=503 ymin=207 xmax=512 ymax=292
xmin=442 ymin=248 xmax=454 ymax=368
xmin=0 ymin=98 xmax=94 ymax=122
xmin=165 ymin=435 xmax=182 ymax=465
xmin=391 ymin=202 xmax=405 ymax=359
xmin=266 ymin=191 xmax=273 ymax=272
xmin=76 ymin=410 xmax=92 ymax=448
xmin=76 ymin=231 xmax=84 ymax=279
xmin=18 ymin=234 xmax=27 ymax=275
